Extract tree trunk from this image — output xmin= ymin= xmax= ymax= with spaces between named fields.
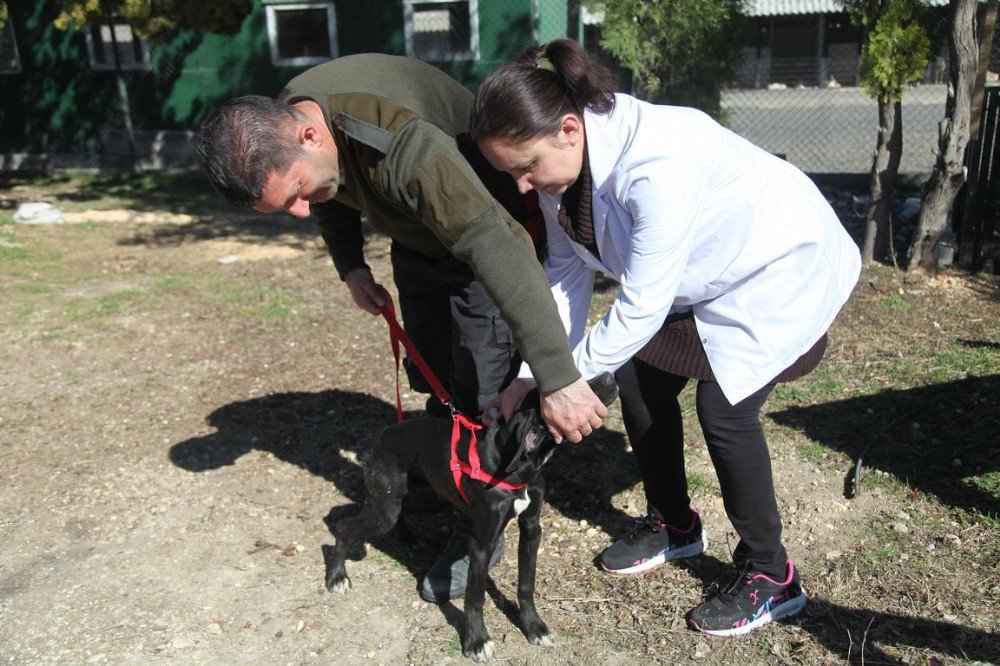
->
xmin=957 ymin=0 xmax=998 ymax=269
xmin=907 ymin=0 xmax=979 ymax=271
xmin=862 ymin=98 xmax=903 ymax=264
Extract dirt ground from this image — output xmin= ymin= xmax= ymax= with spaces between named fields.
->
xmin=1 ymin=176 xmax=998 ymax=665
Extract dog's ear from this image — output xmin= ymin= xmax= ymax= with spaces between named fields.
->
xmin=587 ymin=372 xmax=619 ymax=406
xmin=523 ymin=427 xmax=544 ymax=453
xmin=503 ymin=408 xmax=551 ymax=473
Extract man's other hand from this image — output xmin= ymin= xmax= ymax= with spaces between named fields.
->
xmin=344 ymin=267 xmax=387 ymax=315
xmin=541 ymin=377 xmax=607 ymax=444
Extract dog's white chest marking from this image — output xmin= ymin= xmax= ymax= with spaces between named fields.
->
xmin=513 ymin=488 xmax=531 ymax=516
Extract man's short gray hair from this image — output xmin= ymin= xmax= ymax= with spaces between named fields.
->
xmin=197 ymin=95 xmax=305 ymax=208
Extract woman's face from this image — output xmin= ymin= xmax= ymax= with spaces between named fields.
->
xmin=479 ymin=114 xmax=585 ymax=197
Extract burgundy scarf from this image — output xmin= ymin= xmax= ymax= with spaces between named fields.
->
xmin=556 ymin=143 xmax=600 ymax=261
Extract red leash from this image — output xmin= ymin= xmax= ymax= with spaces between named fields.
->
xmin=378 ymin=291 xmax=526 ymax=504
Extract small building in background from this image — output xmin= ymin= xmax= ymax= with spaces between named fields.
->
xmin=734 ymin=0 xmax=950 ymax=89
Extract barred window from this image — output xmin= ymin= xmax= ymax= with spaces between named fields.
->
xmin=265 ymin=2 xmax=338 ymax=67
xmin=85 ymin=19 xmax=149 ymax=71
xmin=404 ymin=0 xmax=479 ymax=62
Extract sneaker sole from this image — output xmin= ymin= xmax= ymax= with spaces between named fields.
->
xmin=690 ymin=587 xmax=807 ymax=637
xmin=599 ymin=530 xmax=707 ymax=575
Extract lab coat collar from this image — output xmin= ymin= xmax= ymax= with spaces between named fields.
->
xmin=582 ymin=100 xmax=626 ymax=194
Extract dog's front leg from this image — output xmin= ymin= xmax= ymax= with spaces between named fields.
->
xmin=461 ymin=515 xmax=503 ymax=663
xmin=517 ymin=479 xmax=553 ymax=647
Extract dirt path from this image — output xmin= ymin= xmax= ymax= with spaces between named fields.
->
xmin=1 ymin=205 xmax=998 ymax=664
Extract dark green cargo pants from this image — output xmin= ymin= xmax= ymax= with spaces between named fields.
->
xmin=390 ymin=241 xmax=520 ymax=416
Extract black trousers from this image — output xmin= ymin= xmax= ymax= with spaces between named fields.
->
xmin=390 ymin=241 xmax=519 ymax=415
xmin=614 ymin=358 xmax=788 ymax=577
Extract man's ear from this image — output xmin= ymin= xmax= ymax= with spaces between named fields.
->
xmin=297 ymin=123 xmax=324 ymax=149
xmin=587 ymin=372 xmax=619 ymax=406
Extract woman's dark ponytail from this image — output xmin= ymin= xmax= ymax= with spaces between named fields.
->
xmin=470 ymin=39 xmax=619 ymax=143
xmin=540 ymin=39 xmax=616 ymax=116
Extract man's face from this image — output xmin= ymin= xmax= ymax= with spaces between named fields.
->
xmin=253 ymin=148 xmax=340 ymax=218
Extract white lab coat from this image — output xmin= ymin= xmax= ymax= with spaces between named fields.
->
xmin=525 ymin=93 xmax=861 ymax=405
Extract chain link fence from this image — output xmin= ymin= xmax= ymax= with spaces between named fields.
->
xmin=721 ymin=83 xmax=946 ymax=175
xmin=2 ymin=69 xmax=137 ymax=171
xmin=1 ymin=28 xmax=188 ymax=172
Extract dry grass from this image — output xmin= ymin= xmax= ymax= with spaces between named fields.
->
xmin=0 ymin=172 xmax=997 ymax=664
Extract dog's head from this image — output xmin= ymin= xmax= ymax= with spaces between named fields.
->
xmin=498 ymin=372 xmax=619 ymax=478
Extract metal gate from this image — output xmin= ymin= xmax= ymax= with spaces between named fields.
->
xmin=960 ymin=85 xmax=1000 ymax=272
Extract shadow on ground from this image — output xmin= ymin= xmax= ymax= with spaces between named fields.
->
xmin=770 ymin=373 xmax=1000 ymax=517
xmin=169 ymin=389 xmax=395 ymax=491
xmin=168 ymin=388 xmax=641 ymax=606
xmin=168 ymin=388 xmax=999 ymax=661
xmin=116 ymin=212 xmax=326 ymax=250
xmin=113 ymin=206 xmax=386 ymax=260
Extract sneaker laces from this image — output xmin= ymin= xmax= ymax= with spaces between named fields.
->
xmin=622 ymin=514 xmax=665 ymax=544
xmin=714 ymin=560 xmax=757 ymax=602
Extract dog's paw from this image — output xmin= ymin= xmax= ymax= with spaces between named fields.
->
xmin=327 ymin=576 xmax=351 ymax=594
xmin=527 ymin=630 xmax=555 ymax=647
xmin=462 ymin=638 xmax=494 ymax=662
xmin=523 ymin=618 xmax=554 ymax=647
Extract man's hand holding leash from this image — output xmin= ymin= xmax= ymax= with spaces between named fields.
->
xmin=344 ymin=267 xmax=387 ymax=314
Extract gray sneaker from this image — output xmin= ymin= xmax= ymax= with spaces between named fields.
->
xmin=419 ymin=528 xmax=505 ymax=603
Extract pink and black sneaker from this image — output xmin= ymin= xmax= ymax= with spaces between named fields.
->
xmin=689 ymin=559 xmax=807 ymax=637
xmin=598 ymin=508 xmax=706 ymax=574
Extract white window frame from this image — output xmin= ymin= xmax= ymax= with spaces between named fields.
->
xmin=403 ymin=0 xmax=480 ymax=62
xmin=265 ymin=2 xmax=339 ymax=67
xmin=84 ymin=19 xmax=150 ymax=71
xmin=0 ymin=19 xmax=22 ymax=74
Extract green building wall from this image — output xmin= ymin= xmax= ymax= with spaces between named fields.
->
xmin=0 ymin=0 xmax=578 ymax=160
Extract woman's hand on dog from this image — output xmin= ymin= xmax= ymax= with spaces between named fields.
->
xmin=482 ymin=378 xmax=537 ymax=425
xmin=344 ymin=267 xmax=388 ymax=315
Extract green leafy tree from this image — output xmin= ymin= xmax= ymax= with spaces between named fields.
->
xmin=50 ymin=0 xmax=252 ymax=166
xmin=587 ymin=0 xmax=748 ymax=118
xmin=0 ymin=2 xmax=8 ymax=30
xmin=857 ymin=0 xmax=935 ymax=104
xmin=842 ymin=0 xmax=935 ymax=264
xmin=53 ymin=0 xmax=251 ymax=42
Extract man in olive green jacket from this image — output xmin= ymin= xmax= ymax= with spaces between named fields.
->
xmin=197 ymin=54 xmax=605 ymax=601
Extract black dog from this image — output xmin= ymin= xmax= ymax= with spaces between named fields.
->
xmin=325 ymin=372 xmax=618 ymax=662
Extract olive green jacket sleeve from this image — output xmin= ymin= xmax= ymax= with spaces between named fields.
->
xmin=312 ymin=198 xmax=367 ymax=280
xmin=383 ymin=119 xmax=581 ymax=393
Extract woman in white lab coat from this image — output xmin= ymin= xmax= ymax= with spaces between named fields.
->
xmin=471 ymin=39 xmax=861 ymax=637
